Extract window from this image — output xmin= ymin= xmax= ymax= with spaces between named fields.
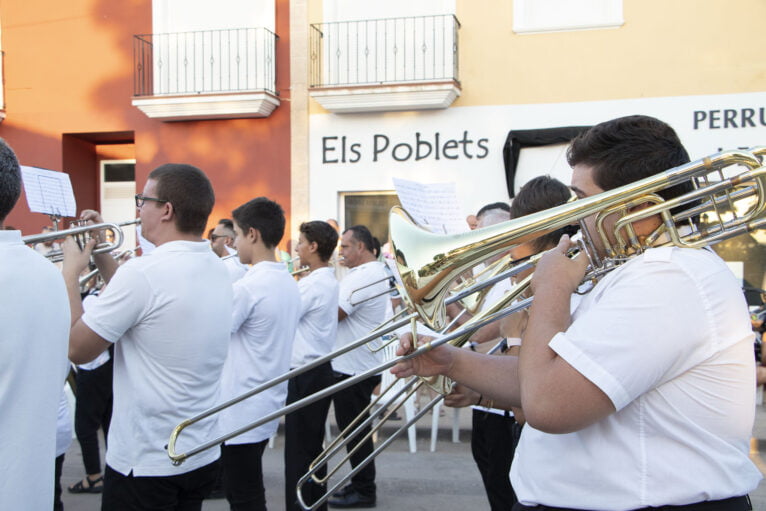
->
xmin=513 ymin=0 xmax=623 ymax=34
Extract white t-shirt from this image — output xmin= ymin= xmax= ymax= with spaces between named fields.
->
xmin=0 ymin=231 xmax=69 ymax=509
xmin=512 ymin=246 xmax=762 ymax=509
xmin=56 ymin=387 xmax=73 ymax=457
xmin=219 ymin=261 xmax=300 ymax=444
xmin=82 ymin=240 xmax=233 ymax=476
xmin=291 ymin=267 xmax=339 ymax=368
xmin=332 ymin=261 xmax=392 ymax=375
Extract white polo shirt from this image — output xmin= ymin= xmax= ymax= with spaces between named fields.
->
xmin=471 ymin=278 xmax=513 ymax=417
xmin=219 ymin=261 xmax=300 ymax=444
xmin=512 ymin=246 xmax=762 ymax=509
xmin=332 ymin=261 xmax=392 ymax=376
xmin=82 ymin=240 xmax=232 ymax=476
xmin=291 ymin=266 xmax=339 ymax=368
xmin=0 ymin=231 xmax=69 ymax=510
xmin=223 ymin=245 xmax=248 ymax=282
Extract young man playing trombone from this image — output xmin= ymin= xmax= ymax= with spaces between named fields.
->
xmin=63 ymin=164 xmax=233 ymax=510
xmin=284 ymin=220 xmax=340 ymax=511
xmin=393 ymin=115 xmax=760 ymax=510
xmin=219 ymin=197 xmax=300 ymax=511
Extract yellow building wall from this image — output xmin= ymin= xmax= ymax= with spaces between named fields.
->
xmin=307 ymin=0 xmax=766 ymax=113
xmin=455 ymin=0 xmax=766 ymax=106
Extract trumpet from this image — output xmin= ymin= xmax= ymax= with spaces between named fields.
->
xmin=24 ymin=219 xmax=140 ymax=263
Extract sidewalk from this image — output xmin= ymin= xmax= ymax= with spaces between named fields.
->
xmin=62 ymin=404 xmax=766 ymax=510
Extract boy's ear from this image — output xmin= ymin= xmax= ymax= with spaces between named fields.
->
xmin=247 ymin=226 xmax=260 ymax=244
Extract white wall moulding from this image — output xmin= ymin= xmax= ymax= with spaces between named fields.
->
xmin=310 ymin=80 xmax=460 ymax=114
xmin=131 ymin=91 xmax=280 ymax=121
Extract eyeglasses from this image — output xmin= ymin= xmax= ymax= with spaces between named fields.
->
xmin=210 ymin=234 xmax=231 ymax=242
xmin=135 ymin=194 xmax=169 ymax=208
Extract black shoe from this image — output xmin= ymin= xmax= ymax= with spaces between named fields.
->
xmin=328 ymin=490 xmax=376 ymax=508
xmin=331 ymin=484 xmax=354 ymax=499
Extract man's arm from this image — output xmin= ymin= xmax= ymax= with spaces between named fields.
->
xmin=61 ymin=237 xmax=112 ymax=364
xmin=393 ymin=333 xmax=522 ymax=410
xmin=518 ymin=236 xmax=614 ymax=434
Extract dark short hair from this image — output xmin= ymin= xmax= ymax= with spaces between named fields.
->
xmin=0 ymin=139 xmax=21 ymax=223
xmin=218 ymin=218 xmax=234 ymax=230
xmin=476 ymin=201 xmax=511 ymax=218
xmin=567 ymin=115 xmax=691 ymax=204
xmin=148 ymin=164 xmax=214 ymax=236
xmin=232 ymin=197 xmax=285 ymax=249
xmin=344 ymin=225 xmax=375 ymax=253
xmin=216 ymin=218 xmax=236 ymax=236
xmin=512 ymin=175 xmax=576 ymax=252
xmin=300 ymin=220 xmax=338 ymax=262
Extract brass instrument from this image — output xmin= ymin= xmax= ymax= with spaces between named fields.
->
xmin=296 ymin=276 xmax=534 ymax=510
xmin=390 ymin=149 xmax=765 ymax=331
xmin=78 ymin=249 xmax=134 ymax=291
xmin=165 ymin=258 xmax=525 ymax=466
xmin=24 ymin=219 xmax=140 ymax=263
xmin=291 ymin=265 xmax=310 ymax=276
xmin=167 ymin=148 xmax=766 ymax=498
xmin=292 ymin=148 xmax=766 ymax=509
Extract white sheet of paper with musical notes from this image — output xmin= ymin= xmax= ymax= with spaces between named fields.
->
xmin=392 ymin=178 xmax=468 ymax=234
xmin=20 ymin=166 xmax=77 ymax=217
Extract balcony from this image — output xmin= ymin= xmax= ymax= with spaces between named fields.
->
xmin=132 ymin=28 xmax=279 ymax=121
xmin=309 ymin=14 xmax=461 ymax=114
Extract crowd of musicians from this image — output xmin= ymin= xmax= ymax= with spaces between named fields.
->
xmin=1 ymin=114 xmax=763 ymax=511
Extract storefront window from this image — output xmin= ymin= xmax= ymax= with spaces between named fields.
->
xmin=342 ymin=192 xmax=401 ymax=246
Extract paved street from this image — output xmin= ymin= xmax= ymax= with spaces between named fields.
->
xmin=62 ymin=403 xmax=766 ymax=510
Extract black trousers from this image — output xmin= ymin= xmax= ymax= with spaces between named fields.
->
xmin=331 ymin=372 xmax=382 ymax=498
xmin=284 ymin=362 xmax=334 ymax=511
xmin=74 ymin=357 xmax=113 ymax=475
xmin=102 ymin=461 xmax=217 ymax=511
xmin=221 ymin=440 xmax=269 ymax=511
xmin=54 ymin=454 xmax=65 ymax=511
xmin=471 ymin=409 xmax=518 ymax=511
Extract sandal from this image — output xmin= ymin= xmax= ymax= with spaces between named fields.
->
xmin=68 ymin=475 xmax=103 ymax=494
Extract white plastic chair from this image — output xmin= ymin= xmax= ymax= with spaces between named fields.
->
xmin=429 ymin=398 xmax=462 ymax=452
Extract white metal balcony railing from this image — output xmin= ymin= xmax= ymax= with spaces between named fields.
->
xmin=133 ymin=27 xmax=278 ymax=97
xmin=309 ymin=14 xmax=460 ymax=88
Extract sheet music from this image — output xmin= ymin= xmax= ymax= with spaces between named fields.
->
xmin=20 ymin=166 xmax=77 ymax=217
xmin=392 ymin=178 xmax=468 ymax=234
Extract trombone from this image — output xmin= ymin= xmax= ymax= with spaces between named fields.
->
xmin=168 ymin=148 xmax=766 ymax=482
xmin=24 ymin=219 xmax=140 ymax=263
xmin=166 ymin=255 xmax=535 ymax=465
xmin=291 ymin=147 xmax=766 ymax=509
xmin=296 ymin=276 xmax=533 ymax=511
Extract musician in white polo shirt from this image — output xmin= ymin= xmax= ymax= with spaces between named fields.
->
xmin=0 ymin=139 xmax=70 ymax=511
xmin=328 ymin=225 xmax=391 ymax=509
xmin=211 ymin=218 xmax=248 ymax=282
xmin=284 ymin=220 xmax=340 ymax=511
xmin=394 ymin=116 xmax=760 ymax=510
xmin=218 ymin=197 xmax=300 ymax=511
xmin=63 ymin=163 xmax=233 ymax=510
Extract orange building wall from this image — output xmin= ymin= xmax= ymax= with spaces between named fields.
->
xmin=0 ymin=0 xmax=293 ymax=249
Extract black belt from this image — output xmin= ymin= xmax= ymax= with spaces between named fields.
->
xmin=513 ymin=495 xmax=752 ymax=511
